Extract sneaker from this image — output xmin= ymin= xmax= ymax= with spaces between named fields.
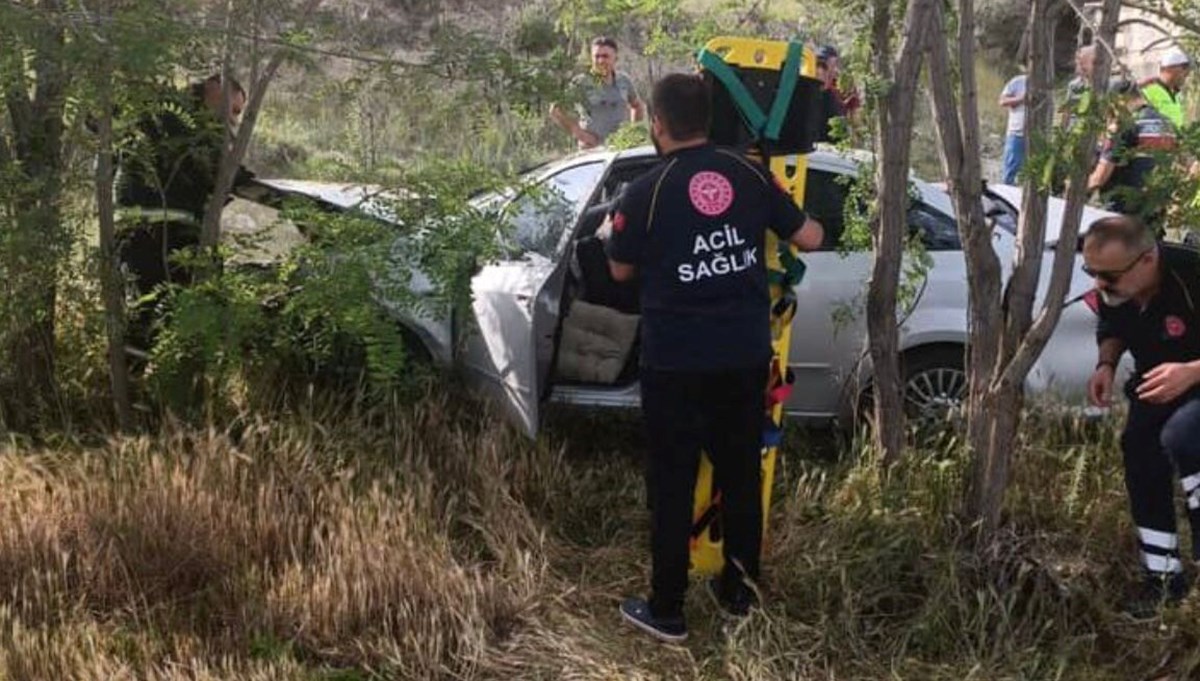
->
xmin=706 ymin=577 xmax=757 ymax=618
xmin=619 ymin=597 xmax=687 ymax=643
xmin=1122 ymin=572 xmax=1192 ymax=620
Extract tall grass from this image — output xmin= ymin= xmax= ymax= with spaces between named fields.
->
xmin=1 ymin=389 xmax=1199 ymax=679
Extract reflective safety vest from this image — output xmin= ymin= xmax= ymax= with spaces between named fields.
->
xmin=1143 ymin=80 xmax=1185 ymax=129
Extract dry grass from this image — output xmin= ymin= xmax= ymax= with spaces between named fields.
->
xmin=1 ymin=392 xmax=1200 ymax=679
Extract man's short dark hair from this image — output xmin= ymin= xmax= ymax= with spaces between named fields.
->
xmin=193 ymin=73 xmax=246 ymax=100
xmin=1084 ymin=215 xmax=1156 ymax=252
xmin=651 ymin=73 xmax=710 ymax=141
xmin=592 ymin=36 xmax=618 ymax=52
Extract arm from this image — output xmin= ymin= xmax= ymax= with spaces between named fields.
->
xmin=1087 ymin=159 xmax=1115 ymax=193
xmin=609 ymin=261 xmax=636 ymax=282
xmin=605 ymin=180 xmax=650 ymax=282
xmin=629 ymin=96 xmax=644 ymax=123
xmin=1088 ymin=337 xmax=1126 ymax=407
xmin=789 ymin=216 xmax=824 ymax=252
xmin=1097 ymin=337 xmax=1126 ymax=368
xmin=998 ymin=94 xmax=1024 ymax=108
xmin=549 ymin=104 xmax=601 ymax=148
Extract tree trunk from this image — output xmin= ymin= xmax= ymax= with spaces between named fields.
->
xmin=929 ymin=0 xmax=1120 ymax=541
xmin=868 ymin=0 xmax=937 ymax=467
xmin=199 ymin=0 xmax=326 ymax=251
xmin=2 ymin=0 xmax=69 ymax=430
xmin=94 ymin=54 xmax=134 ymax=431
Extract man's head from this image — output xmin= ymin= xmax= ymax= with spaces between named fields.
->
xmin=1109 ymin=78 xmax=1146 ymax=112
xmin=1076 ymin=45 xmax=1096 ymax=79
xmin=197 ymin=74 xmax=246 ymax=123
xmin=1081 ymin=215 xmax=1160 ymax=306
xmin=817 ymin=45 xmax=839 ymax=77
xmin=1160 ymin=48 xmax=1191 ymax=89
xmin=649 ymin=73 xmax=710 ymax=155
xmin=590 ymin=36 xmax=619 ymax=78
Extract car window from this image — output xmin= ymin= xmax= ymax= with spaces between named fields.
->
xmin=908 ymin=202 xmax=960 ymax=250
xmin=507 ymin=162 xmax=604 ymax=258
xmin=803 ymin=168 xmax=851 ymax=251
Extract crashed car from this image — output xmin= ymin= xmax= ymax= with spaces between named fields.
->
xmin=225 ymin=146 xmax=1120 ymax=436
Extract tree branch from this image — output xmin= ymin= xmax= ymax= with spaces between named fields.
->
xmin=998 ymin=0 xmax=1122 ymax=389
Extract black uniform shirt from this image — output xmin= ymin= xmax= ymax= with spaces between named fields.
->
xmin=1097 ymin=244 xmax=1200 ymax=387
xmin=606 ymin=143 xmax=806 ymax=371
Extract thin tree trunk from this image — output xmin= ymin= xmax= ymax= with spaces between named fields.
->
xmin=3 ymin=0 xmax=69 ymax=429
xmin=94 ymin=53 xmax=134 ymax=431
xmin=199 ymin=0 xmax=325 ymax=251
xmin=868 ymin=0 xmax=937 ymax=467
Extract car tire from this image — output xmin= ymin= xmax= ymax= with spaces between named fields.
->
xmin=901 ymin=345 xmax=968 ymax=425
xmin=852 ymin=345 xmax=968 ymax=428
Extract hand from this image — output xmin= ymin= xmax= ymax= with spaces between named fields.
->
xmin=596 ymin=215 xmax=613 ymax=241
xmin=1137 ymin=362 xmax=1200 ymax=404
xmin=1088 ymin=365 xmax=1115 ymax=407
xmin=549 ymin=103 xmax=566 ymax=124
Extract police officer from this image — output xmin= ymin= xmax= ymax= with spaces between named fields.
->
xmin=1142 ymin=48 xmax=1190 ymax=130
xmin=1087 ymin=79 xmax=1175 ymax=233
xmin=1084 ymin=215 xmax=1200 ymax=617
xmin=116 ymin=74 xmax=255 ymax=349
xmin=606 ymin=73 xmax=822 ymax=642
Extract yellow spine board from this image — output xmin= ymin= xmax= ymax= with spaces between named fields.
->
xmin=689 ymin=37 xmax=813 ymax=576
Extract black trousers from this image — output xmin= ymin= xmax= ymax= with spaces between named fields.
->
xmin=1122 ymin=393 xmax=1200 ymax=577
xmin=115 ymin=219 xmax=200 ymax=348
xmin=639 ymin=364 xmax=766 ymax=618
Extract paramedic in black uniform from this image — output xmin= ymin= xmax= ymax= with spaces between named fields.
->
xmin=606 ymin=73 xmax=823 ymax=642
xmin=1085 ymin=215 xmax=1200 ymax=618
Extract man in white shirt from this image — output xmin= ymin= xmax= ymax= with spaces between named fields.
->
xmin=999 ymin=70 xmax=1028 ymax=184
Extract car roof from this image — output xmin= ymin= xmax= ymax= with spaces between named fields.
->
xmin=592 ymin=144 xmax=955 ymax=216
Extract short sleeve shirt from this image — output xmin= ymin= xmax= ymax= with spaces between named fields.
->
xmin=1001 ymin=75 xmax=1027 ymax=135
xmin=606 ymin=144 xmax=807 ymax=371
xmin=1098 ymin=105 xmax=1173 ymax=214
xmin=573 ymin=71 xmax=639 ymax=143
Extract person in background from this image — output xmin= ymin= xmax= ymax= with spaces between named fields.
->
xmin=1060 ymin=45 xmax=1096 ymax=131
xmin=115 ymin=74 xmax=256 ymax=350
xmin=1141 ymin=48 xmax=1191 ymax=130
xmin=550 ymin=36 xmax=644 ymax=149
xmin=999 ymin=67 xmax=1028 ymax=184
xmin=1087 ymin=79 xmax=1175 ymax=233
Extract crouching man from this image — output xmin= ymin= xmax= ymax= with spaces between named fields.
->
xmin=1085 ymin=215 xmax=1200 ymax=617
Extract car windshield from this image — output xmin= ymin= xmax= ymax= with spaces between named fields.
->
xmin=500 ymin=161 xmax=605 ymax=258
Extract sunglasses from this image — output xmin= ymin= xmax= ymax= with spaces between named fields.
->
xmin=1081 ymin=247 xmax=1152 ymax=284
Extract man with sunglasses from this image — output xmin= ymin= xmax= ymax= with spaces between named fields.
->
xmin=1085 ymin=215 xmax=1200 ymax=617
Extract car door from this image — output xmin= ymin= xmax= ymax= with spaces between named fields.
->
xmin=786 ymin=162 xmax=950 ymax=418
xmin=459 ymin=160 xmax=606 ymax=436
xmin=785 ymin=163 xmax=876 ymax=417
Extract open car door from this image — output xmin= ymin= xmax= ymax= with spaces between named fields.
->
xmin=459 ymin=160 xmax=606 ymax=436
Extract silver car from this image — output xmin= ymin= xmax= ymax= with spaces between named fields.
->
xmin=231 ymin=146 xmax=1117 ymax=436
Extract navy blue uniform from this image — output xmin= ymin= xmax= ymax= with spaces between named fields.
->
xmin=1097 ymin=244 xmax=1200 ymax=580
xmin=1097 ymin=104 xmax=1175 ymax=229
xmin=607 ymin=144 xmax=805 ymax=371
xmin=606 ymin=143 xmax=807 ymax=619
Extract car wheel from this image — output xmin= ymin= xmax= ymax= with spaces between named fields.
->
xmin=902 ymin=346 xmax=968 ymax=425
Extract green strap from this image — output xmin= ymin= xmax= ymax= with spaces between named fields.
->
xmin=765 ymin=42 xmax=803 ymax=141
xmin=698 ymin=42 xmax=804 ymax=143
xmin=697 ymin=48 xmax=767 ymax=137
